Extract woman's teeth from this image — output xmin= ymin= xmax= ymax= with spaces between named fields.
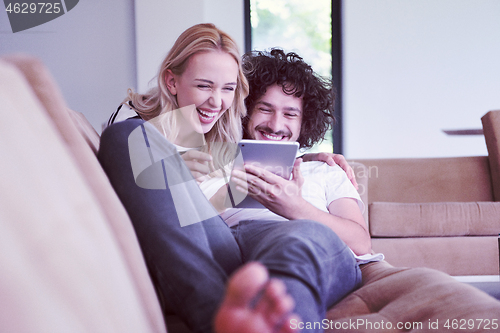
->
xmin=197 ymin=109 xmax=218 ymax=120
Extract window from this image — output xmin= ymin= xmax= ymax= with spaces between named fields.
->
xmin=246 ymin=0 xmax=342 ymax=153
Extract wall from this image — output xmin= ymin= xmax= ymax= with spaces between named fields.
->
xmin=135 ymin=0 xmax=244 ymax=93
xmin=343 ymin=0 xmax=500 ymax=158
xmin=0 ymin=0 xmax=137 ymax=133
xmin=0 ymin=0 xmax=244 ymax=133
xmin=4 ymin=0 xmax=492 ymax=159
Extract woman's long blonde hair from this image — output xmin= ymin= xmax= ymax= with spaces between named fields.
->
xmin=126 ymin=23 xmax=248 ymax=173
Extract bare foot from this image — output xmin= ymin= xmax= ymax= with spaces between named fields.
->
xmin=214 ymin=262 xmax=300 ymax=333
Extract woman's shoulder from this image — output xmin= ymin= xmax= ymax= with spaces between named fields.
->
xmin=106 ymin=101 xmax=141 ymax=128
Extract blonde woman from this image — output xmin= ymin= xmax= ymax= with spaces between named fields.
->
xmin=100 ymin=23 xmax=355 ymax=333
xmin=107 ymin=23 xmax=247 ymax=184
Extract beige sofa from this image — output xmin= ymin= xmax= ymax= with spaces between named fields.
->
xmin=1 ymin=55 xmax=499 ymax=333
xmin=356 ymin=111 xmax=500 ymax=276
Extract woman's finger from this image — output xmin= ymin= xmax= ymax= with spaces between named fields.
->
xmin=182 ymin=149 xmax=212 ymax=162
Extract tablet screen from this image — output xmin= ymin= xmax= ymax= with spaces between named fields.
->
xmin=225 ymin=140 xmax=299 ymax=209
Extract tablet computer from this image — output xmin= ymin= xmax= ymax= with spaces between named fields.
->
xmin=224 ymin=140 xmax=299 ymax=209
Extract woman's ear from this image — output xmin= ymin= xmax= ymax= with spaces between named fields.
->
xmin=164 ymin=69 xmax=177 ymax=95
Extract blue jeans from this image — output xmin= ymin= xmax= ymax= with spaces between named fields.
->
xmin=98 ymin=119 xmax=361 ymax=333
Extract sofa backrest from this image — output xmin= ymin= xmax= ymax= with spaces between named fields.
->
xmin=69 ymin=108 xmax=100 ymax=155
xmin=0 ymin=56 xmax=166 ymax=333
xmin=356 ymin=155 xmax=494 ymax=205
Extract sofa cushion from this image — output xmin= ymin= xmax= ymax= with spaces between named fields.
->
xmin=1 ymin=55 xmax=166 ymax=333
xmin=326 ymin=261 xmax=500 ymax=332
xmin=371 ymin=236 xmax=499 ymax=276
xmin=0 ymin=59 xmax=160 ymax=332
xmin=369 ymin=201 xmax=500 ymax=237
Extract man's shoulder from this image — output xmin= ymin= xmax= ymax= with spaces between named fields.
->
xmin=301 ymin=161 xmax=343 ymax=175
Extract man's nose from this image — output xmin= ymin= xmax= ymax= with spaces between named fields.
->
xmin=268 ymin=113 xmax=284 ymax=132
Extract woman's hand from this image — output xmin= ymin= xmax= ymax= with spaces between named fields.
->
xmin=210 ymin=184 xmax=229 ymax=213
xmin=231 ymin=159 xmax=306 ymax=219
xmin=181 ymin=150 xmax=212 ymax=183
xmin=301 ymin=152 xmax=358 ymax=189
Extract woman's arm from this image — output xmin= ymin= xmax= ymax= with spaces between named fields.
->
xmin=181 ymin=149 xmax=212 ymax=183
xmin=209 ymin=184 xmax=229 ymax=213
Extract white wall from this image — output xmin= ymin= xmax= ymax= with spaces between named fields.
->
xmin=0 ymin=0 xmax=244 ymax=133
xmin=5 ymin=0 xmax=493 ymax=160
xmin=343 ymin=0 xmax=500 ymax=159
xmin=0 ymin=0 xmax=137 ymax=133
xmin=135 ymin=0 xmax=244 ymax=93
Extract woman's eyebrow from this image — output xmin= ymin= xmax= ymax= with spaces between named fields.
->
xmin=194 ymin=79 xmax=214 ymax=84
xmin=194 ymin=79 xmax=237 ymax=86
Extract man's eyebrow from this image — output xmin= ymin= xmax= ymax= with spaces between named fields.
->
xmin=257 ymin=101 xmax=274 ymax=108
xmin=195 ymin=79 xmax=237 ymax=86
xmin=284 ymin=106 xmax=302 ymax=113
xmin=256 ymin=101 xmax=301 ymax=113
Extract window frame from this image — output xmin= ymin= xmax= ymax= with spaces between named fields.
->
xmin=244 ymin=0 xmax=343 ymax=154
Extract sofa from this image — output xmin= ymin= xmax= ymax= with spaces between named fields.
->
xmin=355 ymin=111 xmax=500 ymax=277
xmin=1 ymin=54 xmax=499 ymax=333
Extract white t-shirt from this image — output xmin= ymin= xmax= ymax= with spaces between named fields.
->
xmin=201 ymin=161 xmax=384 ymax=264
xmin=219 ymin=161 xmax=364 ymax=227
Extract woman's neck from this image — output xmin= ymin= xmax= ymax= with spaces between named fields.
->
xmin=174 ymin=129 xmax=205 ymax=148
xmin=172 ymin=105 xmax=207 ymax=148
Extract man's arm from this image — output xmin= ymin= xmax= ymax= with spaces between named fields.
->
xmin=301 ymin=152 xmax=358 ymax=189
xmin=231 ymin=160 xmax=371 ymax=255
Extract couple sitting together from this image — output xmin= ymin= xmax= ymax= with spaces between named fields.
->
xmin=99 ymin=23 xmax=382 ymax=333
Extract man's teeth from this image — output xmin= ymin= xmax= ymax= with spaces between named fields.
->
xmin=262 ymin=132 xmax=283 ymax=140
xmin=198 ymin=109 xmax=218 ymax=119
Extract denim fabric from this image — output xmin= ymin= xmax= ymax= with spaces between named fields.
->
xmin=232 ymin=219 xmax=361 ymax=332
xmin=98 ymin=119 xmax=360 ymax=333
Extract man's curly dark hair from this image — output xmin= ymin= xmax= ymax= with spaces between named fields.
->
xmin=242 ymin=48 xmax=336 ymax=149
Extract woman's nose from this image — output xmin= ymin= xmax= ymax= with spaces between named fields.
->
xmin=209 ymin=90 xmax=222 ymax=108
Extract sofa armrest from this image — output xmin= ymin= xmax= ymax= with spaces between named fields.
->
xmin=482 ymin=110 xmax=500 ymax=201
xmin=369 ymin=201 xmax=500 ymax=237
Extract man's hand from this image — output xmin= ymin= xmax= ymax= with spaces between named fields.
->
xmin=232 ymin=157 xmax=371 ymax=254
xmin=181 ymin=150 xmax=212 ymax=183
xmin=301 ymin=152 xmax=358 ymax=189
xmin=231 ymin=159 xmax=306 ymax=219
